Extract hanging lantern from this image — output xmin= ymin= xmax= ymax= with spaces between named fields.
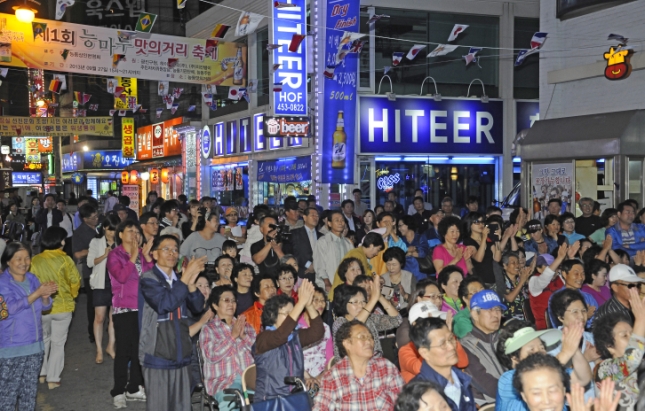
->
xmin=161 ymin=168 xmax=170 ymax=184
xmin=130 ymin=170 xmax=139 ymax=184
xmin=121 ymin=171 xmax=130 ymax=184
xmin=150 ymin=168 xmax=159 ymax=184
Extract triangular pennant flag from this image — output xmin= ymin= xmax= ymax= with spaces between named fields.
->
xmin=109 ymin=109 xmax=116 ymax=116
xmin=608 ymin=33 xmax=628 ymax=43
xmin=53 ymin=74 xmax=67 ymax=90
xmin=49 ymin=79 xmax=62 ymax=94
xmin=463 ymin=47 xmax=482 ymax=66
xmin=514 ymin=49 xmax=536 ymax=66
xmin=383 ymin=66 xmax=392 ymax=75
xmin=127 ymin=96 xmax=137 ymax=109
xmin=173 ymin=88 xmax=184 ymax=99
xmin=132 ymin=104 xmax=140 ymax=113
xmin=106 ymin=79 xmax=117 ymax=94
xmin=60 ymin=49 xmax=69 ymax=60
xmin=267 ymin=44 xmax=283 ymax=51
xmin=164 ymin=95 xmax=174 ymax=109
xmin=202 ymin=93 xmax=213 ymax=104
xmin=210 ymin=24 xmax=230 ymax=39
xmin=289 ymin=34 xmax=306 ymax=52
xmin=177 ymin=0 xmax=187 ymax=9
xmin=32 ymin=23 xmax=47 ymax=40
xmin=55 ymin=0 xmax=75 ymax=20
xmin=241 ymin=89 xmax=250 ymax=103
xmin=202 ymin=84 xmax=216 ymax=94
xmin=273 ymin=82 xmax=283 ymax=92
xmin=366 ymin=14 xmax=389 ymax=25
xmin=323 ymin=65 xmax=336 ymax=79
xmin=158 ymin=81 xmax=169 ymax=96
xmin=228 ymin=87 xmax=242 ymax=100
xmin=168 ymin=58 xmax=178 ymax=68
xmin=235 ymin=11 xmax=264 ymax=36
xmin=188 ymin=105 xmax=196 ymax=112
xmin=139 ymin=108 xmax=148 ymax=113
xmin=0 ymin=68 xmax=7 ymax=77
xmin=447 ymin=24 xmax=469 ymax=42
xmin=113 ymin=86 xmax=125 ymax=97
xmin=530 ymin=32 xmax=547 ymax=50
xmin=247 ymin=80 xmax=257 ymax=93
xmin=272 ymin=63 xmax=282 ymax=71
xmin=82 ymin=93 xmax=92 ymax=105
xmin=136 ymin=13 xmax=157 ymax=33
xmin=209 ymin=104 xmax=218 ymax=111
xmin=89 ymin=104 xmax=98 ymax=111
xmin=117 ymin=96 xmax=126 ymax=104
xmin=427 ymin=44 xmax=459 ymax=58
xmin=118 ymin=110 xmax=126 ymax=116
xmin=73 ymin=91 xmax=82 ymax=102
xmin=156 ymin=108 xmax=163 ymax=118
xmin=38 ymin=107 xmax=48 ymax=117
xmin=392 ymin=52 xmax=404 ymax=66
xmin=350 ymin=40 xmax=365 ymax=53
xmin=171 ymin=102 xmax=179 ymax=115
xmin=112 ymin=54 xmax=126 ymax=68
xmin=117 ymin=30 xmax=136 ymax=42
xmin=406 ymin=45 xmax=426 ymax=60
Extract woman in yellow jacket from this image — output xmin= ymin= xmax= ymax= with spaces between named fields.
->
xmin=31 ymin=226 xmax=81 ymax=390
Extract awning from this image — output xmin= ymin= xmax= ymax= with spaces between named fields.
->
xmin=518 ymin=110 xmax=645 ymax=161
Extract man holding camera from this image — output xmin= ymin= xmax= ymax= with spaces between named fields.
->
xmin=251 ymin=214 xmax=285 ymax=276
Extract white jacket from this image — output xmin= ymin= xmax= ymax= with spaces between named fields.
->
xmin=88 ymin=236 xmax=108 ymax=290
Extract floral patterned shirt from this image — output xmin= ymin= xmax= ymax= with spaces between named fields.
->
xmin=502 ymin=274 xmax=527 ymax=321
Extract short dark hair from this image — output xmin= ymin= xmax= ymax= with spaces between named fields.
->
xmin=413 ymin=196 xmax=424 ymax=204
xmin=548 ymin=198 xmax=562 ymax=207
xmin=259 ymin=213 xmax=277 ymax=227
xmin=56 ymin=199 xmax=66 ymax=206
xmin=278 ymin=264 xmax=297 ymax=279
xmin=584 ymin=259 xmax=610 ymax=285
xmin=119 ymin=195 xmax=131 ymax=206
xmin=600 ymin=208 xmax=618 ymax=227
xmin=338 ymin=257 xmax=365 ymax=283
xmin=558 ymin=212 xmax=575 ymax=227
xmin=486 ymin=205 xmax=502 ymax=215
xmin=222 ymin=240 xmax=237 ymax=252
xmin=139 ymin=211 xmax=158 ymax=225
xmin=215 ymin=254 xmax=235 ymax=268
xmin=394 ymin=381 xmax=448 ymax=411
xmin=341 ymin=199 xmax=354 ymax=208
xmin=560 ymin=259 xmax=583 ymax=274
xmin=593 ymin=312 xmax=633 ymax=359
xmin=383 ymin=247 xmax=405 ymax=268
xmin=496 ymin=320 xmax=537 ymax=370
xmin=208 ymin=285 xmax=236 ymax=312
xmin=41 ymin=227 xmax=69 ymax=251
xmin=230 ymin=263 xmax=254 ymax=285
xmin=334 ymin=319 xmax=366 ymax=358
xmin=261 ymin=294 xmax=294 ymax=327
xmin=352 ymin=188 xmax=362 ymax=195
xmin=1 ymin=241 xmax=31 ymax=268
xmin=97 ymin=214 xmax=121 ymax=239
xmin=115 ymin=220 xmax=141 ymax=246
xmin=196 ymin=211 xmax=221 ymax=231
xmin=326 ymin=209 xmax=343 ymax=224
xmin=466 ymin=196 xmax=478 ymax=205
xmin=458 ymin=275 xmax=484 ymax=302
xmin=437 ymin=265 xmax=464 ymax=288
xmin=437 ymin=216 xmax=461 ymax=242
xmin=160 ymin=200 xmax=179 ymax=217
xmin=333 ymin=285 xmax=367 ymax=317
xmin=509 ymin=207 xmax=528 ymax=225
xmin=513 ymin=353 xmax=569 ymax=395
xmin=151 ymin=235 xmax=180 ymax=252
xmin=251 ymin=274 xmax=277 ymax=300
xmin=462 ymin=212 xmax=484 ymax=236
xmin=410 ymin=317 xmax=448 ymax=349
xmin=550 ymin=289 xmax=587 ymax=327
xmin=376 ymin=211 xmax=395 ymax=224
xmin=410 ymin=279 xmax=440 ymax=306
xmin=617 ymin=201 xmax=635 ymax=214
xmin=544 ymin=214 xmax=560 ymax=228
xmin=399 ymin=215 xmax=417 ymax=232
xmin=44 ymin=193 xmax=56 ymax=202
xmin=79 ymin=203 xmax=97 ymax=219
xmin=362 ymin=232 xmax=385 ymax=249
xmin=303 ymin=207 xmax=319 ymax=216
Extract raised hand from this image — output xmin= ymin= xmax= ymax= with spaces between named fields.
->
xmin=39 ymin=281 xmax=58 ymax=298
xmin=635 ymin=250 xmax=645 ymax=266
xmin=561 ymin=324 xmax=583 ymax=359
xmin=593 ymin=379 xmax=620 ymax=411
xmin=462 ymin=246 xmax=474 ymax=261
xmin=602 ymin=235 xmax=613 ymax=251
xmin=182 ymin=256 xmax=208 ymax=285
xmin=297 ymin=280 xmax=315 ymax=305
xmin=566 ymin=383 xmax=591 ymax=411
xmin=445 ymin=310 xmax=453 ymax=332
xmin=481 ymin=226 xmax=490 ymax=245
xmin=556 ymin=243 xmax=569 ymax=260
xmin=237 ymin=315 xmax=247 ymax=340
xmin=567 ymin=241 xmax=581 ymax=259
xmin=231 ymin=315 xmax=245 ymax=340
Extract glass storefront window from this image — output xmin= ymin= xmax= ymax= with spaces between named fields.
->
xmin=257 ymin=28 xmax=270 ymax=106
xmin=628 ymin=158 xmax=642 ymax=206
xmin=255 ymin=181 xmax=312 ymax=208
xmin=374 ymin=9 xmax=499 ymax=97
xmin=514 ymin=18 xmax=540 ymax=99
xmin=374 ymin=159 xmax=497 ymax=213
xmin=210 ymin=166 xmax=249 ymax=206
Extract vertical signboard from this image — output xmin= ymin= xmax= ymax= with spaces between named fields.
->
xmin=321 ymin=0 xmax=360 ymax=183
xmin=271 ymin=0 xmax=308 ymax=116
xmin=163 ymin=117 xmax=184 ymax=156
xmin=239 ymin=117 xmax=252 ymax=153
xmin=151 ymin=123 xmax=164 ymax=158
xmin=121 ymin=185 xmax=140 ymax=217
xmin=254 ymin=114 xmax=266 ymax=151
xmin=136 ymin=125 xmax=153 ymax=160
xmin=122 ymin=118 xmax=135 ymax=158
xmin=114 ymin=77 xmax=137 ymax=110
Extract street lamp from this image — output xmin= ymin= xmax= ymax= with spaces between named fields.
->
xmin=466 ymin=78 xmax=489 ymax=103
xmin=14 ymin=0 xmax=36 ymax=23
xmin=82 ymin=145 xmax=89 ymax=152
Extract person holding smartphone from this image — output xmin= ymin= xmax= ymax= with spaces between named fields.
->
xmin=462 ymin=212 xmax=502 ymax=287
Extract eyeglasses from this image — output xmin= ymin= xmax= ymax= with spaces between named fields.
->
xmin=428 ymin=335 xmax=457 ymax=350
xmin=565 ymin=308 xmax=588 ymax=316
xmin=422 ymin=294 xmax=442 ymax=301
xmin=220 ymin=298 xmax=236 ymax=304
xmin=160 ymin=247 xmax=179 ymax=255
xmin=563 ymin=220 xmax=575 ymax=225
xmin=472 ymin=220 xmax=484 ymax=225
xmin=348 ymin=300 xmax=367 ymax=307
xmin=147 ymin=221 xmax=160 ymax=226
xmin=350 ymin=334 xmax=374 ymax=342
xmin=615 ymin=282 xmax=639 ymax=289
xmin=279 ymin=276 xmax=294 ymax=282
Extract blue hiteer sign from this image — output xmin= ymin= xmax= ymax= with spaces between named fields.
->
xmin=82 ymin=151 xmax=135 ymax=170
xmin=516 ymin=101 xmax=539 ymax=135
xmin=272 ymin=0 xmax=308 ymax=116
xmin=321 ymin=0 xmax=360 ymax=184
xmin=359 ymin=96 xmax=504 ymax=155
xmin=257 ymin=156 xmax=311 ymax=183
xmin=12 ymin=171 xmax=42 ymax=185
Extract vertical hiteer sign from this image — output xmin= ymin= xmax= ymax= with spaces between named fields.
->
xmin=272 ymin=0 xmax=308 ymax=116
xmin=321 ymin=0 xmax=360 ymax=183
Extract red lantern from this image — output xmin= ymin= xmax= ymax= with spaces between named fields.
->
xmin=121 ymin=171 xmax=130 ymax=184
xmin=150 ymin=168 xmax=159 ymax=184
xmin=130 ymin=170 xmax=139 ymax=184
xmin=161 ymin=168 xmax=170 ymax=184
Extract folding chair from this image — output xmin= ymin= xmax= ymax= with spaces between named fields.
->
xmin=196 ymin=341 xmax=218 ymax=411
xmin=241 ymin=364 xmax=256 ymax=405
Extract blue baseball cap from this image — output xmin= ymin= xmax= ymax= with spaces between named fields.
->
xmin=470 ymin=290 xmax=507 ymax=311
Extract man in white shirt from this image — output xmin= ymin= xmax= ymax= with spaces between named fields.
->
xmin=352 ymin=189 xmax=369 ymax=217
xmin=407 ymin=188 xmax=433 ymax=215
xmin=57 ymin=199 xmax=75 ymax=257
xmin=313 ymin=210 xmax=354 ymax=291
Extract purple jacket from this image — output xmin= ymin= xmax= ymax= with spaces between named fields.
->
xmin=0 ymin=270 xmax=52 ymax=350
xmin=107 ymin=245 xmax=154 ymax=309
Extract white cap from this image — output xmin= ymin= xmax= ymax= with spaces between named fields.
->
xmin=408 ymin=301 xmax=447 ymax=324
xmin=609 ymin=264 xmax=645 ymax=283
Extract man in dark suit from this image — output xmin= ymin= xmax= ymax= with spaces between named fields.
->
xmin=341 ymin=199 xmax=362 ymax=234
xmin=35 ymin=193 xmax=63 ymax=232
xmin=284 ymin=207 xmax=321 ymax=283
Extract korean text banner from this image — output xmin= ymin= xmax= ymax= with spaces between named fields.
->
xmin=321 ymin=0 xmax=359 ymax=184
xmin=0 ymin=116 xmax=113 ymax=137
xmin=82 ymin=150 xmax=134 ymax=170
xmin=257 ymin=156 xmax=311 ymax=183
xmin=359 ymin=96 xmax=504 ymax=155
xmin=0 ymin=13 xmax=247 ymax=86
xmin=122 ymin=118 xmax=135 ymax=158
xmin=272 ymin=0 xmax=307 ymax=116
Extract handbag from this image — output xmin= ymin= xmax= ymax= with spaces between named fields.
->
xmin=250 ymin=391 xmax=312 ymax=411
xmin=0 ymin=294 xmax=8 ymax=321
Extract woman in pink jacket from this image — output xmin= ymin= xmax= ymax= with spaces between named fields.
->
xmin=107 ymin=221 xmax=154 ymax=409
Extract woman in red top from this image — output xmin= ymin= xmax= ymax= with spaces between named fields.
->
xmin=276 ymin=264 xmax=298 ymax=303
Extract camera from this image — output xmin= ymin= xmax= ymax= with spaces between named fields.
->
xmin=268 ymin=223 xmax=291 ymax=244
xmin=198 ymin=207 xmax=208 ymax=217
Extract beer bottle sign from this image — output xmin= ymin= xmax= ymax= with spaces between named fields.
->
xmin=233 ymin=47 xmax=244 ymax=85
xmin=332 ymin=111 xmax=346 ymax=168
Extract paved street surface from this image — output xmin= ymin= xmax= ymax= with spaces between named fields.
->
xmin=36 ymin=293 xmax=147 ymax=411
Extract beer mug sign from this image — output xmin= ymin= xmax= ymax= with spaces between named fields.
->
xmin=266 ymin=118 xmax=280 ymax=135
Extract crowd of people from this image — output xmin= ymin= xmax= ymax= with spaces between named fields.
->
xmin=2 ymin=189 xmax=645 ymax=411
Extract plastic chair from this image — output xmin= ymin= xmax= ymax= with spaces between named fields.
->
xmin=479 ymin=403 xmax=495 ymax=411
xmin=241 ymin=364 xmax=257 ymax=405
xmin=196 ymin=341 xmax=218 ymax=411
xmin=326 ymin=357 xmax=337 ymax=371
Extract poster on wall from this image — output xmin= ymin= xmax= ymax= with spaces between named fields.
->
xmin=321 ymin=0 xmax=360 ymax=184
xmin=531 ymin=162 xmax=573 ymax=220
xmin=235 ymin=167 xmax=243 ymax=190
xmin=212 ymin=168 xmax=225 ymax=192
xmin=226 ymin=168 xmax=234 ymax=191
xmin=121 ymin=185 xmax=140 ymax=217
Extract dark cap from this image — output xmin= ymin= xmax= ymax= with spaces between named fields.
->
xmin=284 ymin=201 xmax=299 ymax=211
xmin=113 ymin=204 xmax=126 ymax=212
xmin=428 ymin=208 xmax=445 ymax=217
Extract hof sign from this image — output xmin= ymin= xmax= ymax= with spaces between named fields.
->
xmin=271 ymin=0 xmax=308 ymax=116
